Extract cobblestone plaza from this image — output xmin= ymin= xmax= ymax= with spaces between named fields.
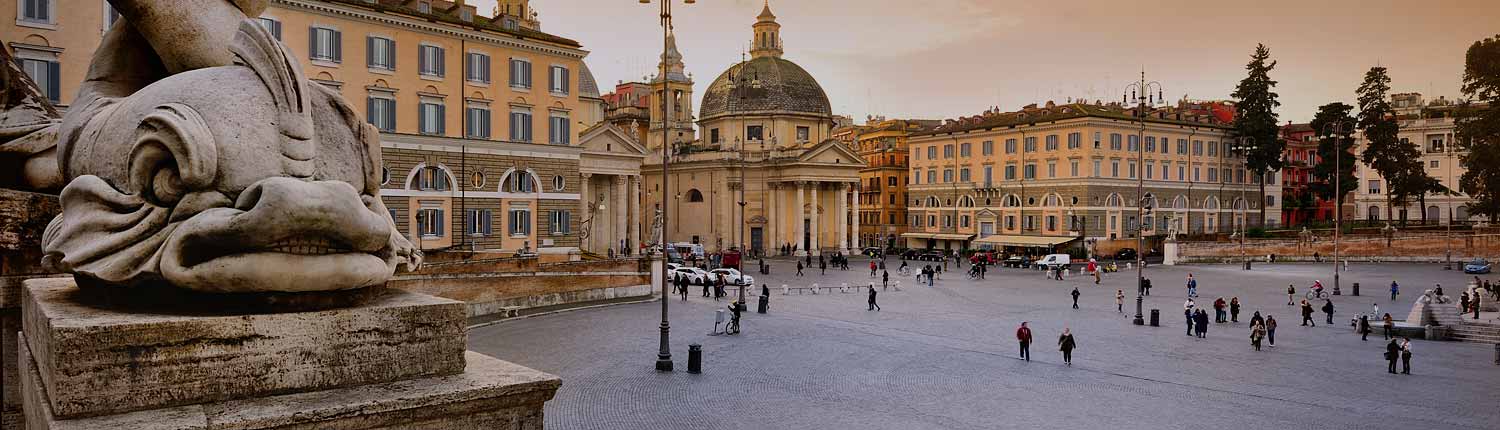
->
xmin=472 ymin=259 xmax=1500 ymax=429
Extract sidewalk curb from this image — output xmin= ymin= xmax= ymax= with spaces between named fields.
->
xmin=468 ymin=295 xmax=662 ymax=330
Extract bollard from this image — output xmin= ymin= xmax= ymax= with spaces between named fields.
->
xmin=1149 ymin=309 xmax=1160 ymax=327
xmin=811 ymin=283 xmax=819 ymax=294
xmin=688 ymin=344 xmax=702 ymax=374
xmin=783 ymin=284 xmax=789 ymax=295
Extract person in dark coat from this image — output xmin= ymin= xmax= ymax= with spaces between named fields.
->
xmin=1194 ymin=309 xmax=1210 ymax=338
xmin=1058 ymin=328 xmax=1077 ymax=365
xmin=882 ymin=270 xmax=890 ymax=290
xmin=796 ymin=261 xmax=804 ymax=276
xmin=819 ymin=259 xmax=827 ymax=275
xmin=1265 ymin=315 xmax=1278 ymax=347
xmin=1230 ymin=297 xmax=1242 ymax=323
xmin=1071 ymin=287 xmax=1081 ymax=310
xmin=867 ymin=285 xmax=880 ymax=311
xmin=1322 ymin=299 xmax=1335 ymax=325
xmin=1400 ymin=338 xmax=1413 ymax=374
xmin=1016 ymin=322 xmax=1033 ymax=361
xmin=1249 ymin=311 xmax=1264 ymax=328
xmin=1385 ymin=339 xmax=1401 ymax=374
xmin=1143 ymin=277 xmax=1152 ymax=296
xmin=1358 ymin=314 xmax=1371 ymax=341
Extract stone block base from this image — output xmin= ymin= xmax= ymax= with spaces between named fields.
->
xmin=22 ymin=337 xmax=559 ymax=430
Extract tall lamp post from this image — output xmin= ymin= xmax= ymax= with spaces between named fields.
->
xmin=1318 ymin=120 xmax=1354 ymax=298
xmin=1232 ymin=137 xmax=1259 ymax=269
xmin=641 ymin=0 xmax=694 ymax=372
xmin=1124 ymin=71 xmax=1163 ymax=326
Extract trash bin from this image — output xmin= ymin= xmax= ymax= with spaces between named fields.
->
xmin=688 ymin=344 xmax=702 ymax=374
xmin=1244 ymin=260 xmax=1252 ymax=270
xmin=1352 ymin=282 xmax=1360 ymax=296
xmin=757 ymin=295 xmax=768 ymax=314
xmin=1149 ymin=309 xmax=1160 ymax=327
xmin=1494 ymin=343 xmax=1500 ymax=366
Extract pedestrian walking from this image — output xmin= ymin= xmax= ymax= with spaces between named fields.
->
xmin=1213 ymin=297 xmax=1226 ymax=323
xmin=1016 ymin=322 xmax=1033 ymax=361
xmin=1358 ymin=314 xmax=1371 ymax=341
xmin=1230 ymin=297 xmax=1241 ymax=323
xmin=702 ymin=277 xmax=711 ymax=297
xmin=1071 ymin=287 xmax=1081 ymax=309
xmin=1186 ymin=273 xmax=1198 ymax=297
xmin=1194 ymin=309 xmax=1209 ymax=338
xmin=1382 ymin=313 xmax=1394 ymax=340
xmin=819 ymin=260 xmax=827 ymax=275
xmin=868 ymin=285 xmax=880 ymax=311
xmin=1473 ymin=293 xmax=1481 ymax=320
xmin=1250 ymin=322 xmax=1266 ymax=351
xmin=1058 ymin=328 xmax=1077 ymax=366
xmin=1287 ymin=284 xmax=1296 ymax=305
xmin=1371 ymin=303 xmax=1380 ymax=320
xmin=870 ymin=261 xmax=877 ymax=278
xmin=1300 ymin=300 xmax=1315 ymax=326
xmin=1265 ymin=315 xmax=1278 ymax=347
xmin=1385 ymin=339 xmax=1400 ymax=374
xmin=678 ymin=276 xmax=688 ymax=301
xmin=1400 ymin=337 xmax=1412 ymax=374
xmin=1249 ymin=311 xmax=1263 ymax=328
xmin=1322 ymin=299 xmax=1335 ymax=325
xmin=1184 ymin=298 xmax=1197 ymax=336
xmin=1116 ymin=289 xmax=1125 ymax=313
xmin=1143 ymin=277 xmax=1152 ymax=296
xmin=796 ymin=261 xmax=804 ymax=276
xmin=1390 ymin=281 xmax=1400 ymax=301
xmin=882 ymin=270 xmax=890 ymax=290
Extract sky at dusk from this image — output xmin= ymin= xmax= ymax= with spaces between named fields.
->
xmin=478 ymin=0 xmax=1500 ymax=124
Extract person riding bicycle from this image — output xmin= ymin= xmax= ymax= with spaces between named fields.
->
xmin=1311 ymin=280 xmax=1325 ymax=295
xmin=727 ymin=300 xmax=742 ymax=334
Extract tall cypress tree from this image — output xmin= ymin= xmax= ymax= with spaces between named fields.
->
xmin=1231 ymin=44 xmax=1283 ymax=227
xmin=1457 ymin=35 xmax=1500 ymax=220
xmin=1310 ymin=103 xmax=1358 ymax=216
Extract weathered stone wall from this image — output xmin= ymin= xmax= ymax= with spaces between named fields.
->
xmin=1177 ymin=233 xmax=1500 ymax=263
xmin=0 ymin=189 xmax=62 ymax=430
xmin=390 ymin=256 xmax=652 ymax=317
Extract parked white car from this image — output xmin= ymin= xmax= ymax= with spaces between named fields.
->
xmin=709 ymin=268 xmax=754 ymax=286
xmin=672 ymin=267 xmax=710 ymax=285
xmin=1037 ymin=254 xmax=1072 ymax=270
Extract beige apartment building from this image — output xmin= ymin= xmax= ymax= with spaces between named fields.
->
xmin=851 ymin=118 xmax=937 ymax=250
xmin=905 ymin=102 xmax=1268 ymax=253
xmin=3 ymin=0 xmax=615 ymax=258
xmin=1353 ymin=93 xmax=1487 ymax=225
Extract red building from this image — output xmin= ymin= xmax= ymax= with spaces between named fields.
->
xmin=1279 ymin=122 xmax=1334 ymax=226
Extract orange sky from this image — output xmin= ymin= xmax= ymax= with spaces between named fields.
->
xmin=484 ymin=0 xmax=1500 ymax=123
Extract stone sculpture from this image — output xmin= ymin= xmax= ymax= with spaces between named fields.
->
xmin=37 ymin=0 xmax=418 ymax=294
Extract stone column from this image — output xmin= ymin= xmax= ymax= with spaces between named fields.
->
xmin=811 ymin=182 xmax=821 ymax=254
xmin=837 ymin=183 xmax=849 ymax=253
xmin=580 ymin=173 xmax=592 ymax=252
xmin=767 ymin=182 xmax=779 ymax=254
xmin=614 ymin=175 xmax=627 ymax=254
xmin=630 ymin=175 xmax=641 ymax=254
xmin=851 ymin=181 xmax=860 ymax=251
xmin=794 ymin=181 xmax=806 ymax=256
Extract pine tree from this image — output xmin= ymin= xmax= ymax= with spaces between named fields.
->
xmin=1457 ymin=35 xmax=1500 ymax=220
xmin=1231 ymin=44 xmax=1283 ymax=227
xmin=1310 ymin=103 xmax=1357 ymax=215
xmin=1355 ymin=66 xmax=1418 ymax=223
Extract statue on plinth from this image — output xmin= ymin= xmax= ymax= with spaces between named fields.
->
xmin=33 ymin=0 xmax=419 ymax=294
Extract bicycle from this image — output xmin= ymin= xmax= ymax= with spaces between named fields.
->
xmin=1306 ymin=289 xmax=1330 ymax=300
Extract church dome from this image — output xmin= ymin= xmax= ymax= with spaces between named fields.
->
xmin=699 ymin=56 xmax=831 ymax=121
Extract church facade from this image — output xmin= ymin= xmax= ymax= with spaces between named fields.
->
xmin=629 ymin=3 xmax=864 ymax=256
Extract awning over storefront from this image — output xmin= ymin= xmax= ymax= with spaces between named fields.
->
xmin=899 ymin=233 xmax=975 ymax=241
xmin=972 ymin=235 xmax=1078 ymax=248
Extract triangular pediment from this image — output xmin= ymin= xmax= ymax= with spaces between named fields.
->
xmin=579 ymin=123 xmax=647 ymax=157
xmin=797 ymin=139 xmax=865 ymax=166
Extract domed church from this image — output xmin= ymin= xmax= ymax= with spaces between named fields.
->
xmin=636 ymin=1 xmax=864 ymax=256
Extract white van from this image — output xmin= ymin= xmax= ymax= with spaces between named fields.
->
xmin=672 ymin=242 xmax=706 ymax=259
xmin=1037 ymin=254 xmax=1072 ymax=270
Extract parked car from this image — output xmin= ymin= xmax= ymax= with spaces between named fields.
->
xmin=920 ymin=251 xmax=948 ymax=262
xmin=1114 ymin=248 xmax=1138 ymax=261
xmin=1003 ymin=256 xmax=1028 ymax=268
xmin=861 ymin=247 xmax=884 ymax=258
xmin=672 ymin=267 xmax=710 ymax=285
xmin=709 ymin=268 xmax=754 ymax=286
xmin=900 ymin=249 xmax=923 ymax=260
xmin=1464 ymin=258 xmax=1492 ymax=274
xmin=1037 ymin=254 xmax=1072 ymax=270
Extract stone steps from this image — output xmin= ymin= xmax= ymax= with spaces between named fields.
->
xmin=1448 ymin=323 xmax=1500 ymax=344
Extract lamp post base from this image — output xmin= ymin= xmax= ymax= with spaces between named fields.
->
xmin=1132 ymin=316 xmax=1145 ymax=325
xmin=655 ymin=356 xmax=674 ymax=372
xmin=656 ymin=322 xmax=673 ymax=372
xmin=1133 ymin=295 xmax=1145 ymax=325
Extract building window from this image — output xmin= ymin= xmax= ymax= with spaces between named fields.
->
xmin=510 ymin=171 xmax=536 ymax=193
xmin=982 ymin=140 xmax=994 ymax=155
xmin=1177 ymin=139 xmax=1188 ymax=155
xmin=366 ymin=92 xmax=396 ymax=132
xmin=548 ymin=65 xmax=570 ymax=94
xmin=926 ymin=170 xmax=936 ymax=184
xmin=416 ymin=208 xmax=445 ymax=237
xmin=943 ymin=144 xmax=954 ymax=158
xmin=928 ymin=146 xmax=938 ymax=159
xmin=548 ymin=111 xmax=571 ymax=145
xmin=1161 ymin=136 xmax=1170 ymax=154
xmin=509 ymin=58 xmax=532 ymax=88
xmin=1145 ymin=162 xmax=1154 ymax=179
xmin=308 ymin=27 xmax=342 ymax=63
xmin=1207 ymin=141 xmax=1218 ymax=156
xmin=1193 ymin=140 xmax=1204 ymax=155
xmin=1005 ymin=139 xmax=1017 ymax=154
xmin=1005 ymin=165 xmax=1016 ymax=180
xmin=553 ymin=175 xmax=566 ymax=191
xmin=418 ymin=44 xmax=445 ymax=77
xmin=1024 ymin=164 xmax=1036 ymax=180
xmin=1128 ymin=135 xmax=1139 ymax=152
xmin=1093 ymin=160 xmax=1101 ymax=177
xmin=1067 ymin=133 xmax=1081 ymax=149
xmin=1093 ymin=132 xmax=1102 ymax=149
xmin=888 ymin=176 xmax=898 ymax=186
xmin=959 ymin=168 xmax=970 ymax=182
xmin=960 ymin=143 xmax=972 ymax=157
xmin=710 ymin=128 xmax=720 ymax=143
xmin=17 ymin=58 xmax=59 ymax=103
xmin=417 ymin=166 xmax=450 ymax=191
xmin=466 ymin=209 xmax=493 ymax=236
xmin=366 ymin=36 xmax=395 ymax=70
xmin=1070 ymin=160 xmax=1079 ymax=177
xmin=1111 ymin=161 xmax=1120 ymax=178
xmin=1144 ymin=136 xmax=1155 ymax=153
xmin=466 ymin=52 xmax=490 ymax=83
xmin=509 ymin=207 xmax=532 ymax=236
xmin=1047 ymin=162 xmax=1056 ymax=178
xmin=1110 ymin=134 xmax=1122 ymax=150
xmin=257 ymin=17 xmax=282 ymax=40
xmin=418 ymin=97 xmax=445 ymax=135
xmin=1368 ymin=180 xmax=1381 ymax=194
xmin=510 ymin=107 xmax=533 ymax=142
xmin=19 ymin=0 xmax=52 ymax=24
xmin=796 ymin=126 xmax=810 ymax=142
xmin=550 ymin=210 xmax=572 ymax=234
xmin=943 ymin=169 xmax=954 ymax=183
xmin=1024 ymin=137 xmax=1037 ymax=153
xmin=747 ymin=125 xmax=764 ymax=141
xmin=984 ymin=166 xmax=993 ymax=186
xmin=1207 ymin=168 xmax=1218 ymax=183
xmin=1430 ymin=160 xmax=1440 ymax=169
xmin=417 ymin=0 xmax=431 ymax=13
xmin=1045 ymin=135 xmax=1059 ymax=151
xmin=466 ymin=102 xmax=491 ymax=139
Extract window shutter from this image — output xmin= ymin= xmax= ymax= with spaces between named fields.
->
xmin=562 ymin=119 xmax=570 ymax=144
xmin=524 ymin=63 xmax=531 ymax=87
xmin=482 ymin=56 xmax=490 ymax=82
xmin=508 ymin=60 xmax=516 ymax=85
xmin=419 ymin=47 xmax=427 ymax=75
xmin=308 ymin=27 xmax=317 ymax=59
xmin=366 ymin=97 xmax=375 ymax=126
xmin=562 ymin=68 xmax=570 ymax=94
xmin=332 ymin=30 xmax=342 ymax=62
xmin=436 ymin=47 xmax=445 ymax=77
xmin=366 ymin=36 xmax=374 ymax=68
xmin=46 ymin=62 xmax=59 ymax=103
xmin=436 ymin=211 xmax=444 ymax=236
xmin=437 ymin=104 xmax=446 ymax=135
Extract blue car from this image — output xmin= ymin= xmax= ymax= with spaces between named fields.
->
xmin=1463 ymin=259 xmax=1491 ymax=274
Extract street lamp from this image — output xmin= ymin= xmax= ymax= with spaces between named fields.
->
xmin=1123 ymin=71 xmax=1163 ymax=326
xmin=1318 ymin=120 xmax=1354 ymax=299
xmin=1232 ymin=136 xmax=1259 ymax=269
xmin=641 ymin=0 xmax=694 ymax=373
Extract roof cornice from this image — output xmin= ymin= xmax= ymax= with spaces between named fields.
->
xmin=276 ymin=0 xmax=589 ymax=59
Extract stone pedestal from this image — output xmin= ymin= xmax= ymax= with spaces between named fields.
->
xmin=19 ymin=278 xmax=560 ymax=429
xmin=1 ymin=189 xmax=63 ymax=430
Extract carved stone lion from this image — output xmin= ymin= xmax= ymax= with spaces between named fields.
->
xmin=39 ymin=0 xmax=418 ymax=293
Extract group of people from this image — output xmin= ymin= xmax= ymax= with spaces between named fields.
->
xmin=1015 ymin=322 xmax=1078 ymax=365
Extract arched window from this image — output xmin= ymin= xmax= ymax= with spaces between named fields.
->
xmin=1204 ymin=197 xmax=1220 ymax=210
xmin=926 ymin=196 xmax=940 ymax=207
xmin=415 ymin=165 xmax=451 ymax=191
xmin=685 ymin=189 xmax=704 ymax=202
xmin=1173 ymin=195 xmax=1189 ymax=209
xmin=1042 ymin=194 xmax=1061 ymax=207
xmin=509 ymin=171 xmax=536 ymax=193
xmin=1367 ymin=205 xmax=1381 ymax=221
xmin=958 ymin=196 xmax=975 ymax=207
xmin=1002 ymin=195 xmax=1020 ymax=207
xmin=1106 ymin=194 xmax=1123 ymax=207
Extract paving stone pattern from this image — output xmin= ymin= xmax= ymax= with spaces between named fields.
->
xmin=470 ymin=259 xmax=1500 ymax=429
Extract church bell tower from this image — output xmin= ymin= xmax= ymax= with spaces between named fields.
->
xmin=750 ymin=1 xmax=782 ymax=59
xmin=648 ymin=31 xmax=694 ymax=150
